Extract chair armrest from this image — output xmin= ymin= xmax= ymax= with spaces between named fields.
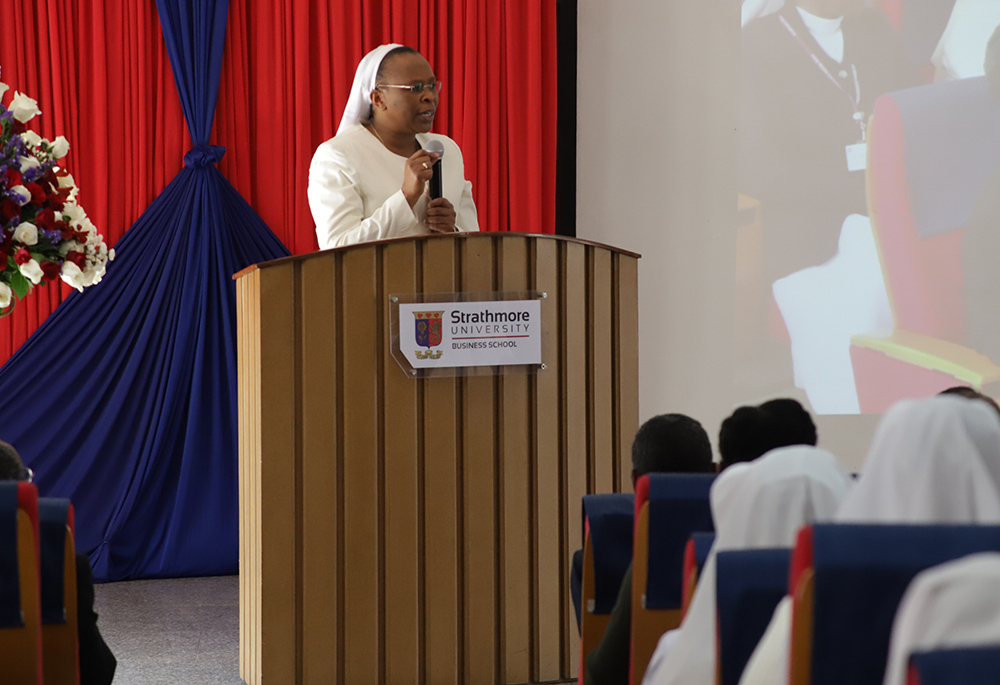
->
xmin=851 ymin=330 xmax=1000 ymax=386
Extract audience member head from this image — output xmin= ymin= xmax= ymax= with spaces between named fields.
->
xmin=986 ymin=23 xmax=1000 ymax=103
xmin=940 ymin=385 xmax=1000 ymax=421
xmin=882 ymin=552 xmax=1000 ymax=685
xmin=0 ymin=440 xmax=29 ymax=482
xmin=630 ymin=413 xmax=713 ymax=486
xmin=711 ymin=445 xmax=851 ymax=550
xmin=651 ymin=444 xmax=852 ymax=684
xmin=837 ymin=395 xmax=1000 ymax=523
xmin=718 ymin=398 xmax=817 ymax=471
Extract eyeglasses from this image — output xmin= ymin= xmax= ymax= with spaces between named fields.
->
xmin=24 ymin=467 xmax=33 ymax=483
xmin=376 ymin=81 xmax=443 ymax=95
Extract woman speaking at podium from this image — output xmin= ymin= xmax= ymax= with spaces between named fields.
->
xmin=308 ymin=44 xmax=480 ymax=249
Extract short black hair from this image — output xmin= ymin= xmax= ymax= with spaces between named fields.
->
xmin=376 ymin=45 xmax=420 ymax=82
xmin=939 ymin=386 xmax=1000 ymax=420
xmin=718 ymin=398 xmax=817 ymax=470
xmin=986 ymin=24 xmax=1000 ymax=103
xmin=631 ymin=414 xmax=714 ymax=476
xmin=0 ymin=441 xmax=28 ymax=481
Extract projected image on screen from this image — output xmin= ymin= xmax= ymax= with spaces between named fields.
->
xmin=735 ymin=0 xmax=1000 ymax=415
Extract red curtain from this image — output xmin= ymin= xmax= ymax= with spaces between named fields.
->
xmin=0 ymin=0 xmax=557 ymax=362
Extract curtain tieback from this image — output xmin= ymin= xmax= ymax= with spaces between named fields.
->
xmin=184 ymin=144 xmax=226 ymax=168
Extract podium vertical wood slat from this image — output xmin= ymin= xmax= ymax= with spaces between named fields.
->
xmin=461 ymin=236 xmax=499 ymax=685
xmin=300 ymin=257 xmax=340 ymax=684
xmin=616 ymin=256 xmax=640 ymax=492
xmin=590 ymin=248 xmax=615 ymax=494
xmin=341 ymin=249 xmax=382 ymax=685
xmin=562 ymin=241 xmax=588 ymax=679
xmin=257 ymin=263 xmax=299 ymax=683
xmin=248 ymin=273 xmax=261 ymax=685
xmin=498 ymin=237 xmax=533 ymax=683
xmin=532 ymin=239 xmax=564 ymax=681
xmin=421 ymin=238 xmax=463 ymax=684
xmin=250 ymin=273 xmax=262 ymax=684
xmin=237 ymin=275 xmax=250 ymax=684
xmin=382 ymin=242 xmax=423 ymax=685
xmin=237 ymin=233 xmax=639 ymax=685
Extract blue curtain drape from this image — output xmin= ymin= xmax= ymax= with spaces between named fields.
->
xmin=0 ymin=0 xmax=289 ymax=581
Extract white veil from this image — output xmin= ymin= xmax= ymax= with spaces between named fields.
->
xmin=337 ymin=43 xmax=405 ymax=135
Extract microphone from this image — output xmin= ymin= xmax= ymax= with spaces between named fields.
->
xmin=424 ymin=140 xmax=444 ymax=200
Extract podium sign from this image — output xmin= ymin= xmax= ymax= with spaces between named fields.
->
xmin=390 ymin=292 xmax=545 ymax=376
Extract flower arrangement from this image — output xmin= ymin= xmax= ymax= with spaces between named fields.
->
xmin=0 ymin=75 xmax=113 ymax=317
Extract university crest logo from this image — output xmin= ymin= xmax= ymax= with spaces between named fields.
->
xmin=413 ymin=310 xmax=444 ymax=359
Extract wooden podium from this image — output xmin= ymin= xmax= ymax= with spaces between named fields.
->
xmin=235 ymin=232 xmax=639 ymax=684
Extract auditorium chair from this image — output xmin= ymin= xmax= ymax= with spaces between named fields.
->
xmin=0 ymin=481 xmax=43 ymax=684
xmin=715 ymin=548 xmax=791 ymax=685
xmin=631 ymin=473 xmax=715 ymax=684
xmin=38 ymin=498 xmax=78 ymax=684
xmin=681 ymin=532 xmax=715 ymax=618
xmin=908 ymin=645 xmax=1000 ymax=685
xmin=579 ymin=493 xmax=635 ymax=674
xmin=788 ymin=524 xmax=1000 ymax=685
xmin=850 ymin=77 xmax=1000 ymax=412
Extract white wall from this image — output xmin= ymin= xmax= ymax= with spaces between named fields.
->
xmin=576 ymin=0 xmax=878 ymax=469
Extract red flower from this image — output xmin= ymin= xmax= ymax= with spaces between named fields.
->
xmin=3 ymin=169 xmax=22 ymax=188
xmin=73 ymin=229 xmax=89 ymax=243
xmin=10 ymin=120 xmax=26 ymax=135
xmin=26 ymin=183 xmax=46 ymax=205
xmin=34 ymin=208 xmax=55 ymax=230
xmin=0 ymin=199 xmax=19 ymax=224
xmin=40 ymin=261 xmax=61 ymax=282
xmin=65 ymin=250 xmax=87 ymax=269
xmin=14 ymin=248 xmax=31 ymax=265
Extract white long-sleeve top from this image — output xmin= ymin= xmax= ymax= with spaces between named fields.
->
xmin=308 ymin=123 xmax=480 ymax=249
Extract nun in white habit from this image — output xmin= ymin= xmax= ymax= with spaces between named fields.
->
xmin=641 ymin=445 xmax=853 ymax=685
xmin=882 ymin=553 xmax=1000 ymax=685
xmin=738 ymin=395 xmax=1000 ymax=685
xmin=308 ymin=44 xmax=479 ymax=249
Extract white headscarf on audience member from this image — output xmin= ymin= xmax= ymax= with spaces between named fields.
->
xmin=642 ymin=445 xmax=852 ymax=685
xmin=836 ymin=395 xmax=1000 ymax=523
xmin=337 ymin=43 xmax=405 ymax=135
xmin=739 ymin=395 xmax=1000 ymax=685
xmin=882 ymin=553 xmax=1000 ymax=685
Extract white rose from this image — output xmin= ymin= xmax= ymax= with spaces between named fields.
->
xmin=61 ymin=203 xmax=86 ymax=224
xmin=109 ymin=248 xmax=116 ymax=261
xmin=0 ymin=82 xmax=8 ymax=101
xmin=0 ymin=282 xmax=11 ymax=309
xmin=19 ymin=259 xmax=43 ymax=285
xmin=20 ymin=130 xmax=42 ymax=148
xmin=60 ymin=261 xmax=85 ymax=291
xmin=9 ymin=185 xmax=30 ymax=206
xmin=57 ymin=172 xmax=76 ymax=189
xmin=84 ymin=263 xmax=106 ymax=285
xmin=9 ymin=92 xmax=41 ymax=123
xmin=18 ymin=155 xmax=40 ymax=172
xmin=49 ymin=136 xmax=69 ymax=159
xmin=13 ymin=222 xmax=38 ymax=246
